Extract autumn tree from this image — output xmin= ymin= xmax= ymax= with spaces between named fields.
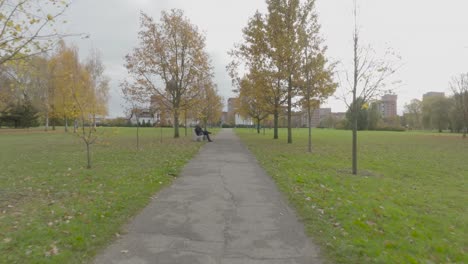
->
xmin=180 ymin=72 xmax=216 ymax=135
xmin=124 ymin=10 xmax=212 ymax=138
xmin=295 ymin=1 xmax=337 ymax=152
xmin=231 ymin=1 xmax=329 ymax=144
xmin=0 ymin=0 xmax=70 ymax=66
xmin=48 ymin=42 xmax=107 ymax=168
xmin=450 ymin=73 xmax=468 ymax=138
xmin=266 ymin=0 xmax=324 ymax=144
xmin=228 ymin=11 xmax=286 ymax=139
xmin=343 ymin=1 xmax=399 ymax=175
xmin=69 ymin=54 xmax=99 ymax=169
xmin=237 ymin=75 xmax=270 ymax=134
xmin=194 ymin=79 xmax=223 ymax=128
xmin=28 ymin=55 xmax=53 ymax=130
xmin=299 ymin=32 xmax=337 ymax=151
xmin=85 ymin=49 xmax=110 ymax=128
xmin=0 ymin=56 xmax=47 ymax=128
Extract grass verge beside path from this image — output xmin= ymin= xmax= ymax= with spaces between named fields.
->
xmin=236 ymin=128 xmax=467 ymax=264
xmin=0 ymin=127 xmax=209 ymax=263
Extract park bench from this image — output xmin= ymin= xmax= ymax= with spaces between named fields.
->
xmin=192 ymin=129 xmax=205 ymax=142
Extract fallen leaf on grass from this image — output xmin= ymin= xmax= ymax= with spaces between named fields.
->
xmin=121 ymin=250 xmax=129 ymax=254
xmin=45 ymin=245 xmax=59 ymax=257
xmin=3 ymin=238 xmax=11 ymax=243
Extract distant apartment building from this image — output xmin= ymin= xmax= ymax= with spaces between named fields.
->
xmin=379 ymin=94 xmax=398 ymax=118
xmin=312 ymin=108 xmax=332 ymax=127
xmin=422 ymin=92 xmax=445 ymax=101
xmin=294 ymin=107 xmax=332 ymax=127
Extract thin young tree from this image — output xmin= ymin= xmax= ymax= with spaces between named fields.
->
xmin=228 ymin=11 xmax=287 ymax=140
xmin=297 ymin=4 xmax=337 ymax=153
xmin=237 ymin=75 xmax=270 ymax=134
xmin=64 ymin=46 xmax=100 ymax=169
xmin=121 ymin=78 xmax=153 ymax=150
xmin=300 ymin=52 xmax=337 ymax=152
xmin=343 ymin=0 xmax=400 ymax=175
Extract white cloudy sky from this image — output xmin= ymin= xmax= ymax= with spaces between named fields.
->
xmin=63 ymin=0 xmax=468 ymax=117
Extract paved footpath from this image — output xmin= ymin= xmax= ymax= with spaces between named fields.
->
xmin=94 ymin=129 xmax=324 ymax=264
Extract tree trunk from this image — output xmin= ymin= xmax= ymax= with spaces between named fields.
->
xmin=65 ymin=117 xmax=68 ymax=132
xmin=352 ymin=117 xmax=358 ymax=175
xmin=308 ymin=107 xmax=312 ymax=153
xmin=93 ymin=114 xmax=97 ymax=130
xmin=45 ymin=113 xmax=49 ymax=132
xmin=257 ymin=118 xmax=261 ymax=134
xmin=463 ymin=112 xmax=467 ymax=138
xmin=287 ymin=75 xmax=292 ymax=144
xmin=173 ymin=108 xmax=180 ymax=138
xmin=160 ymin=124 xmax=163 ymax=143
xmin=74 ymin=119 xmax=78 ymax=133
xmin=352 ymin=8 xmax=358 ymax=175
xmin=136 ymin=122 xmax=140 ymax=150
xmin=184 ymin=109 xmax=187 ymax=137
xmin=273 ymin=110 xmax=279 ymax=139
xmin=463 ymin=120 xmax=467 ymax=138
xmin=86 ymin=143 xmax=91 ymax=169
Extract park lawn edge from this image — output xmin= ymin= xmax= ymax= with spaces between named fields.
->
xmin=0 ymin=127 xmax=211 ymax=263
xmin=235 ymin=128 xmax=467 ymax=264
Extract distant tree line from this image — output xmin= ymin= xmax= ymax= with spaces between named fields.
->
xmin=0 ymin=42 xmax=110 ymax=130
xmin=402 ymin=84 xmax=468 ymax=137
xmin=335 ymin=82 xmax=468 ymax=135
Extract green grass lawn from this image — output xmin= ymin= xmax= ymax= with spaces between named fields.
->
xmin=0 ymin=127 xmax=209 ymax=263
xmin=236 ymin=128 xmax=467 ymax=264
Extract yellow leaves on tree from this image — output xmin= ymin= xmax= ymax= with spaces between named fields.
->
xmin=49 ymin=41 xmax=109 ymax=130
xmin=0 ymin=0 xmax=70 ymax=66
xmin=124 ymin=9 xmax=216 ymax=138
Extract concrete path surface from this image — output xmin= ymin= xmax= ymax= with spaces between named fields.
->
xmin=94 ymin=129 xmax=324 ymax=264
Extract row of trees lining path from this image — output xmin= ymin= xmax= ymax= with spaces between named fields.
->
xmin=227 ymin=0 xmax=403 ymax=175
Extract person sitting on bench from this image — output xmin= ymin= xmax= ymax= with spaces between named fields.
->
xmin=195 ymin=124 xmax=213 ymax=142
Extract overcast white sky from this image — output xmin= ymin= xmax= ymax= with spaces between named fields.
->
xmin=64 ymin=0 xmax=468 ymax=117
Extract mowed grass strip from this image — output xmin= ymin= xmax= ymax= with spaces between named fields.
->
xmin=0 ymin=127 xmax=207 ymax=263
xmin=236 ymin=128 xmax=467 ymax=264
